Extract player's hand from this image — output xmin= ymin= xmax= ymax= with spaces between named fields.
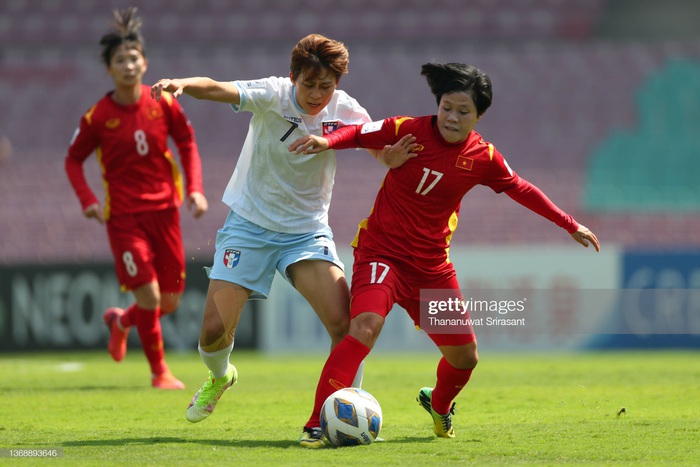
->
xmin=376 ymin=134 xmax=418 ymax=169
xmin=187 ymin=191 xmax=208 ymax=219
xmin=83 ymin=203 xmax=105 ymax=224
xmin=571 ymin=224 xmax=600 ymax=252
xmin=151 ymin=79 xmax=184 ymax=101
xmin=288 ymin=135 xmax=329 ymax=154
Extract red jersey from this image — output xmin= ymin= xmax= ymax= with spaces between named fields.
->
xmin=327 ymin=116 xmax=578 ymax=270
xmin=65 ymin=84 xmax=203 ymax=219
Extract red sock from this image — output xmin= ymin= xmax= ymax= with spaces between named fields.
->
xmin=135 ymin=306 xmax=167 ymax=376
xmin=118 ymin=303 xmax=139 ymax=328
xmin=431 ymin=357 xmax=474 ymax=415
xmin=305 ymin=335 xmax=370 ymax=428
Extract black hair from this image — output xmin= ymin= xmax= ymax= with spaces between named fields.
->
xmin=420 ymin=63 xmax=492 ymax=116
xmin=99 ymin=7 xmax=145 ymax=66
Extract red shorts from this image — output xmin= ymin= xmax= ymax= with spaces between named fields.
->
xmin=350 ymin=251 xmax=475 ymax=347
xmin=106 ymin=208 xmax=186 ymax=293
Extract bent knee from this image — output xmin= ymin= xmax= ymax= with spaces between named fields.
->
xmin=348 ymin=313 xmax=384 ymax=348
xmin=445 ymin=343 xmax=478 ymax=369
xmin=463 ymin=343 xmax=479 ymax=368
xmin=160 ymin=293 xmax=181 ymax=314
xmin=326 ymin=315 xmax=350 ymax=341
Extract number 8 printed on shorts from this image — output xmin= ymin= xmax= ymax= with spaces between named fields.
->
xmin=122 ymin=251 xmax=138 ymax=277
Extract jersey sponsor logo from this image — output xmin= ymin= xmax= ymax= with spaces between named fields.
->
xmin=223 ymin=249 xmax=241 ymax=269
xmin=283 ymin=115 xmax=302 ymax=124
xmin=105 ymin=118 xmax=120 ymax=129
xmin=456 ymin=155 xmax=474 ymax=171
xmin=322 ymin=121 xmax=339 ymax=135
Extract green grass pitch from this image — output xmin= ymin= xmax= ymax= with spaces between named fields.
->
xmin=0 ymin=349 xmax=698 ymax=465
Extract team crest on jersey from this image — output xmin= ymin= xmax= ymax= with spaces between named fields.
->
xmin=456 ymin=155 xmax=474 ymax=171
xmin=147 ymin=107 xmax=163 ymax=120
xmin=322 ymin=121 xmax=339 ymax=135
xmin=223 ymin=249 xmax=241 ymax=269
xmin=105 ymin=118 xmax=120 ymax=129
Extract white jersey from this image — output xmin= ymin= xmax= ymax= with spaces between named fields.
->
xmin=222 ymin=76 xmax=371 ymax=233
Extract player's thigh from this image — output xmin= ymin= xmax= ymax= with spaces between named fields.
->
xmin=280 ymin=229 xmax=348 ymax=330
xmin=288 ymin=259 xmax=351 ymax=342
xmin=148 ymin=208 xmax=186 ymax=296
xmin=106 ymin=215 xmax=157 ymax=291
xmin=402 ymin=267 xmax=477 ymax=362
xmin=208 ymin=211 xmax=279 ymax=299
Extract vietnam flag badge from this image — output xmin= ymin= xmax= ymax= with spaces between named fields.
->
xmin=456 ymin=155 xmax=474 ymax=171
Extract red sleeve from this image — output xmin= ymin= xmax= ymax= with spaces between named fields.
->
xmin=326 ymin=118 xmax=397 ymax=150
xmin=164 ymin=97 xmax=204 ymax=196
xmin=325 ymin=124 xmax=364 ymax=149
xmin=65 ymin=114 xmax=100 ymax=210
xmin=505 ymin=177 xmax=579 ymax=234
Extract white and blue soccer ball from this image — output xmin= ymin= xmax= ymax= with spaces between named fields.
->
xmin=320 ymin=387 xmax=383 ymax=447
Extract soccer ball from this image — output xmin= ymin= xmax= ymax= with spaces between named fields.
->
xmin=320 ymin=387 xmax=382 ymax=447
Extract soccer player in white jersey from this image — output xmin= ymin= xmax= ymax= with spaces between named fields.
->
xmin=151 ymin=34 xmax=416 ymax=447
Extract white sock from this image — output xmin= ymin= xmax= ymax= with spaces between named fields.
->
xmin=351 ymin=360 xmax=364 ymax=387
xmin=198 ymin=341 xmax=234 ymax=378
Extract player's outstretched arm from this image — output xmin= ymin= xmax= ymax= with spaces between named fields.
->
xmin=151 ymin=77 xmax=240 ymax=105
xmin=289 ymin=135 xmax=329 ymax=154
xmin=571 ymin=224 xmax=600 ymax=252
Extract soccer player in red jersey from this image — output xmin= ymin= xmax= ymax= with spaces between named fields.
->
xmin=65 ymin=8 xmax=208 ymax=390
xmin=290 ymin=62 xmax=600 ymax=440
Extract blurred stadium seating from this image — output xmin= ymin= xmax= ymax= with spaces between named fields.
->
xmin=1 ymin=0 xmax=699 ymax=264
xmin=584 ymin=59 xmax=700 ymax=213
xmin=0 ymin=0 xmax=606 ymax=43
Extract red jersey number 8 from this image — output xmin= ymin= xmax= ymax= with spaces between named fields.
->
xmin=134 ymin=130 xmax=149 ymax=156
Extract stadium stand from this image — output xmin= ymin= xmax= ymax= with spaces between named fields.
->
xmin=584 ymin=59 xmax=700 ymax=213
xmin=1 ymin=0 xmax=700 ymax=263
xmin=0 ymin=0 xmax=606 ymax=43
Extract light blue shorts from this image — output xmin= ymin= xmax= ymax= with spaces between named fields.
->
xmin=208 ymin=210 xmax=344 ymax=299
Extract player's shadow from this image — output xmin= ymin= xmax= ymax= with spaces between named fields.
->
xmin=62 ymin=436 xmax=483 ymax=449
xmin=390 ymin=436 xmax=482 ymax=444
xmin=62 ymin=437 xmax=299 ymax=449
xmin=0 ymin=385 xmax=153 ymax=392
